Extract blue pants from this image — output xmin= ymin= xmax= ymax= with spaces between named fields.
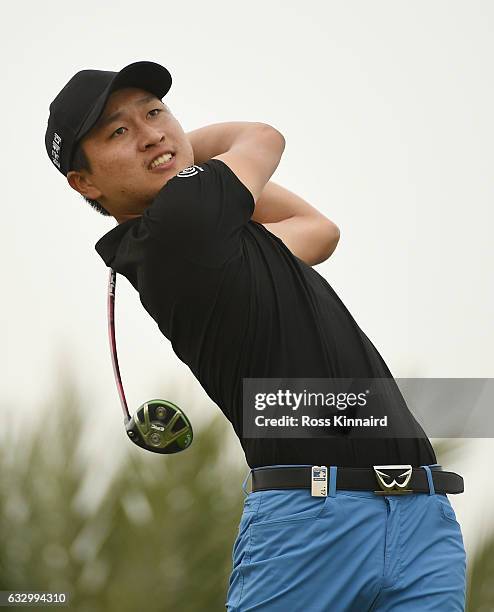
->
xmin=226 ymin=464 xmax=467 ymax=611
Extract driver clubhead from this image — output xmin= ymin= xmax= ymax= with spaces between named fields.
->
xmin=125 ymin=399 xmax=193 ymax=454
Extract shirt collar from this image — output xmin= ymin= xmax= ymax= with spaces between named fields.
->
xmin=94 ymin=217 xmax=140 ymax=267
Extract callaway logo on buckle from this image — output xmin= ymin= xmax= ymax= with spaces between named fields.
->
xmin=373 ymin=464 xmax=414 ymax=495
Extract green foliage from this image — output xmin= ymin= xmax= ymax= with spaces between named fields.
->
xmin=467 ymin=533 xmax=494 ymax=611
xmin=0 ymin=375 xmax=246 ymax=611
xmin=432 ymin=439 xmax=494 ymax=611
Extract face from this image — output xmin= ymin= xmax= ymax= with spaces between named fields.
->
xmin=67 ymin=87 xmax=194 ymax=222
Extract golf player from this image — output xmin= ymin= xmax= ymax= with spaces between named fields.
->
xmin=45 ymin=61 xmax=467 ymax=611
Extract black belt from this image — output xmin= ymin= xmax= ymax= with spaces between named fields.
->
xmin=250 ymin=465 xmax=464 ymax=495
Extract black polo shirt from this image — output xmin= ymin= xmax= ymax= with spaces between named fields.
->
xmin=95 ymin=159 xmax=436 ymax=468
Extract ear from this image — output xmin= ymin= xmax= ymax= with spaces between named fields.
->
xmin=66 ymin=170 xmax=103 ymax=200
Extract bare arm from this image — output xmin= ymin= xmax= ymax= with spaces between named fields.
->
xmin=251 ymin=181 xmax=333 ymax=223
xmin=186 ymin=121 xmax=285 ymax=203
xmin=186 ymin=122 xmax=271 ymax=165
xmin=254 ymin=181 xmax=340 ymax=266
xmin=263 ymin=216 xmax=340 ymax=266
xmin=185 ymin=125 xmax=338 ymax=265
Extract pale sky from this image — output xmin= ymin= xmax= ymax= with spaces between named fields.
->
xmin=2 ymin=0 xmax=493 ymax=559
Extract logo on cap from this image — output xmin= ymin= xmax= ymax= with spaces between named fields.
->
xmin=51 ymin=132 xmax=62 ymax=169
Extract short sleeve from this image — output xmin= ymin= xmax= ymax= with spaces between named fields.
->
xmin=142 ymin=159 xmax=255 ymax=267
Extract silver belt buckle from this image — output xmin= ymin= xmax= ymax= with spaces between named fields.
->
xmin=373 ymin=464 xmax=414 ymax=495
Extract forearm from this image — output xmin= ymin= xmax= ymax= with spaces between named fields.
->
xmin=187 ymin=124 xmax=338 ymax=264
xmin=185 ymin=122 xmax=268 ymax=164
xmin=186 ymin=123 xmax=320 ymax=222
xmin=263 ymin=216 xmax=340 ymax=266
xmin=252 ymin=181 xmax=334 ymax=224
xmin=253 ymin=182 xmax=340 ymax=266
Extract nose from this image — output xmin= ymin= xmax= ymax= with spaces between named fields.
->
xmin=138 ymin=123 xmax=166 ymax=150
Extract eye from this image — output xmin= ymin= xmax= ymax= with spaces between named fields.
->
xmin=110 ymin=109 xmax=163 ymax=138
xmin=112 ymin=127 xmax=126 ymax=137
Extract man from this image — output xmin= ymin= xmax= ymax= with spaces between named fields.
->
xmin=45 ymin=61 xmax=467 ymax=611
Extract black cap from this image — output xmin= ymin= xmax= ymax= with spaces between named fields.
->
xmin=45 ymin=61 xmax=172 ymax=177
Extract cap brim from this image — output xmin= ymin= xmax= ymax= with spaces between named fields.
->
xmin=75 ymin=61 xmax=172 ymax=143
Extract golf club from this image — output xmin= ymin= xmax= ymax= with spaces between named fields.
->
xmin=107 ymin=268 xmax=193 ymax=454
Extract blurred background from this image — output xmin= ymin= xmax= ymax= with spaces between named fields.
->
xmin=2 ymin=0 xmax=493 ymax=609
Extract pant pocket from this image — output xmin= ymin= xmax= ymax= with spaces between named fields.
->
xmin=248 ymin=493 xmax=337 ymax=563
xmin=226 ymin=515 xmax=255 ymax=610
xmin=231 ymin=511 xmax=255 ymax=569
xmin=248 ymin=489 xmax=331 ymax=527
xmin=434 ymin=493 xmax=459 ymax=524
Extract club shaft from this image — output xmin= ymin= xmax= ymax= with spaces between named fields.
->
xmin=107 ymin=268 xmax=131 ymax=420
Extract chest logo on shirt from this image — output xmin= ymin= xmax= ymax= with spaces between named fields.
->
xmin=176 ymin=165 xmax=205 ymax=178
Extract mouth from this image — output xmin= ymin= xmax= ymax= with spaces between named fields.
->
xmin=148 ymin=152 xmax=176 ymax=172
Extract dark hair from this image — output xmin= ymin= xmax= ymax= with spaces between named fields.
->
xmin=70 ymin=142 xmax=111 ymax=216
